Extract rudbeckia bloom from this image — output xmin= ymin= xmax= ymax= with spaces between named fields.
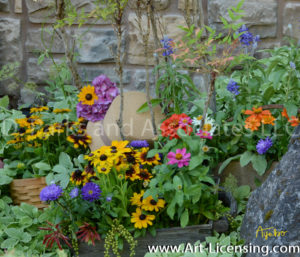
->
xmin=53 ymin=108 xmax=71 ymax=114
xmin=78 ymin=85 xmax=98 ymax=105
xmin=130 ymin=191 xmax=145 ymax=207
xmin=16 ymin=116 xmax=44 ymax=128
xmin=142 ymin=196 xmax=165 ymax=212
xmin=30 ymin=106 xmax=49 ymax=113
xmin=67 ymin=134 xmax=92 ymax=149
xmin=167 ymin=148 xmax=191 ymax=168
xmin=131 ymin=208 xmax=155 ymax=229
xmin=137 ymin=169 xmax=153 ymax=181
xmin=136 ymin=148 xmax=160 ymax=166
xmin=70 ymin=170 xmax=88 ymax=186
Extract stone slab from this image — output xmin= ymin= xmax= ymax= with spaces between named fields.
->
xmin=283 ymin=2 xmax=300 ymax=39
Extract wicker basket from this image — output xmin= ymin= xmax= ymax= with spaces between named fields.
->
xmin=10 ymin=177 xmax=48 ymax=209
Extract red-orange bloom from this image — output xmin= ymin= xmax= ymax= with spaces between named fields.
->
xmin=261 ymin=115 xmax=276 ymax=125
xmin=244 ymin=107 xmax=271 ymax=122
xmin=160 ymin=113 xmax=193 ymax=139
xmin=244 ymin=116 xmax=261 ymax=131
xmin=281 ymin=108 xmax=289 ymax=120
xmin=289 ymin=116 xmax=300 ymax=127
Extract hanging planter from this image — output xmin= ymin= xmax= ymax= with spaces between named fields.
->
xmin=10 ymin=177 xmax=48 ymax=209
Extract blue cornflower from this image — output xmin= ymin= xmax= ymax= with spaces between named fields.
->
xmin=161 ymin=36 xmax=174 ymax=56
xmin=130 ymin=140 xmax=149 ymax=148
xmin=226 ymin=79 xmax=240 ymax=96
xmin=290 ymin=62 xmax=296 ymax=69
xmin=70 ymin=188 xmax=79 ymax=199
xmin=256 ymin=137 xmax=273 ymax=155
xmin=81 ymin=182 xmax=101 ymax=202
xmin=40 ymin=184 xmax=63 ymax=201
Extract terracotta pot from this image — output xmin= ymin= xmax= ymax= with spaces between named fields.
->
xmin=214 ymin=161 xmax=278 ymax=190
xmin=10 ymin=177 xmax=48 ymax=209
xmin=86 ymin=91 xmax=165 ymax=151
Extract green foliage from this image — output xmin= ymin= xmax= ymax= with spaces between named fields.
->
xmin=0 ymin=198 xmax=59 ymax=256
xmin=0 ymin=62 xmax=20 ymax=82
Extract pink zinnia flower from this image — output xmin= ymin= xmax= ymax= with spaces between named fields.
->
xmin=197 ymin=130 xmax=213 ymax=139
xmin=167 ymin=148 xmax=191 ymax=168
xmin=179 ymin=116 xmax=192 ymax=127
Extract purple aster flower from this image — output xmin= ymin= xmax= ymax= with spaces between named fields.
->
xmin=81 ymin=182 xmax=101 ymax=202
xmin=40 ymin=184 xmax=63 ymax=201
xmin=130 ymin=140 xmax=149 ymax=148
xmin=70 ymin=188 xmax=79 ymax=199
xmin=161 ymin=36 xmax=174 ymax=56
xmin=256 ymin=137 xmax=273 ymax=155
xmin=106 ymin=196 xmax=112 ymax=202
xmin=290 ymin=62 xmax=296 ymax=69
xmin=227 ymin=79 xmax=240 ymax=96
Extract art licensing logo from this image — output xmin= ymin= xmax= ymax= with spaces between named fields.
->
xmin=256 ymin=226 xmax=288 ymax=240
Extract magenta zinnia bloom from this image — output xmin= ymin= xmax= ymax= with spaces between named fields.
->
xmin=179 ymin=116 xmax=192 ymax=127
xmin=197 ymin=130 xmax=213 ymax=139
xmin=167 ymin=148 xmax=191 ymax=168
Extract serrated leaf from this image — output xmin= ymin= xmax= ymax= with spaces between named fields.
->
xmin=189 ymin=156 xmax=203 ymax=170
xmin=1 ymin=238 xmax=19 ymax=249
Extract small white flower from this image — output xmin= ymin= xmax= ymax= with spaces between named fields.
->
xmin=192 ymin=114 xmax=216 ymax=135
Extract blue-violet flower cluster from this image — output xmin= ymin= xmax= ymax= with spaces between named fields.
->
xmin=161 ymin=37 xmax=174 ymax=56
xmin=238 ymin=25 xmax=260 ymax=46
xmin=40 ymin=184 xmax=63 ymax=201
xmin=227 ymin=79 xmax=240 ymax=96
xmin=81 ymin=182 xmax=102 ymax=202
xmin=256 ymin=137 xmax=273 ymax=155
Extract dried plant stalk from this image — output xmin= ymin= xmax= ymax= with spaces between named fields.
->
xmin=136 ymin=0 xmax=157 ymax=136
xmin=55 ymin=0 xmax=82 ymax=89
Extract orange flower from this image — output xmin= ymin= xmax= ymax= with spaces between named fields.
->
xmin=281 ymin=108 xmax=289 ymax=120
xmin=261 ymin=115 xmax=276 ymax=125
xmin=289 ymin=116 xmax=300 ymax=127
xmin=244 ymin=107 xmax=271 ymax=122
xmin=245 ymin=116 xmax=261 ymax=131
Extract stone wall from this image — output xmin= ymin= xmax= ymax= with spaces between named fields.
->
xmin=0 ymin=0 xmax=298 ymax=104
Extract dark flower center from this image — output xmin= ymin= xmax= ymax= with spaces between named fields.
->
xmin=101 ymin=168 xmax=107 ymax=172
xmin=43 ymin=125 xmax=50 ymax=132
xmin=127 ymin=155 xmax=136 ymax=164
xmin=126 ymin=168 xmax=134 ymax=176
xmin=139 ymin=171 xmax=149 ymax=179
xmin=140 ymin=196 xmax=143 ymax=202
xmin=150 ymin=199 xmax=157 ymax=205
xmin=100 ymin=154 xmax=108 ymax=161
xmin=85 ymin=94 xmax=93 ymax=100
xmin=111 ymin=149 xmax=117 ymax=153
xmin=62 ymin=119 xmax=67 ymax=124
xmin=18 ymin=128 xmax=26 ymax=134
xmin=139 ymin=214 xmax=146 ymax=220
xmin=27 ymin=118 xmax=35 ymax=123
xmin=89 ymin=153 xmax=94 ymax=157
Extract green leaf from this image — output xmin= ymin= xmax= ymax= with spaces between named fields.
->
xmin=285 ymin=103 xmax=298 ymax=117
xmin=173 ymin=176 xmax=182 ymax=190
xmin=263 ymin=87 xmax=274 ymax=102
xmin=0 ymin=174 xmax=13 ymax=185
xmin=240 ymin=151 xmax=253 ymax=167
xmin=166 ymin=200 xmax=176 ymax=219
xmin=136 ymin=99 xmax=162 ymax=113
xmin=1 ymin=119 xmax=15 ymax=136
xmin=1 ymin=238 xmax=19 ymax=249
xmin=59 ymin=152 xmax=73 ymax=169
xmin=218 ymin=155 xmax=241 ymax=174
xmin=202 ymin=210 xmax=215 ymax=220
xmin=33 ymin=162 xmax=51 ymax=171
xmin=0 ymin=95 xmax=9 ymax=108
xmin=5 ymin=228 xmax=23 ymax=240
xmin=20 ymin=232 xmax=32 ymax=243
xmin=189 ymin=156 xmax=203 ymax=170
xmin=251 ymin=155 xmax=267 ymax=176
xmin=180 ymin=209 xmax=189 ymax=228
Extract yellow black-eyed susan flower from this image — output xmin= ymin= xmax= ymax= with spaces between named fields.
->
xmin=142 ymin=196 xmax=165 ymax=212
xmin=108 ymin=141 xmax=131 ymax=160
xmin=96 ymin=162 xmax=112 ymax=175
xmin=136 ymin=148 xmax=161 ymax=166
xmin=16 ymin=116 xmax=44 ymax=128
xmin=125 ymin=165 xmax=140 ymax=181
xmin=137 ymin=169 xmax=153 ymax=181
xmin=70 ymin=170 xmax=88 ymax=186
xmin=53 ymin=108 xmax=71 ymax=114
xmin=78 ymin=85 xmax=98 ymax=105
xmin=82 ymin=164 xmax=96 ymax=179
xmin=30 ymin=106 xmax=49 ymax=113
xmin=67 ymin=134 xmax=92 ymax=149
xmin=26 ymin=130 xmax=39 ymax=142
xmin=130 ymin=191 xmax=144 ymax=207
xmin=131 ymin=208 xmax=155 ymax=229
